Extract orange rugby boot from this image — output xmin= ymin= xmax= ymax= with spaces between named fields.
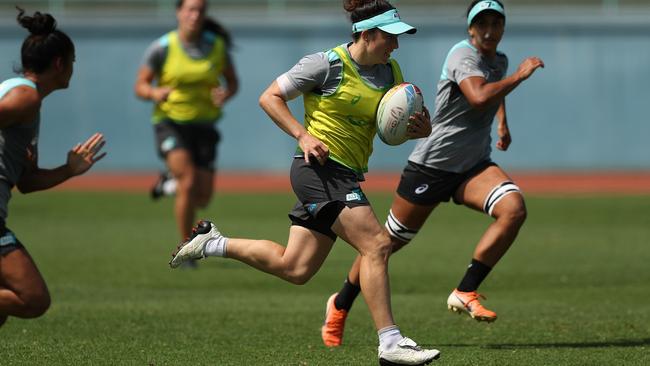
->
xmin=321 ymin=293 xmax=348 ymax=347
xmin=447 ymin=289 xmax=497 ymax=322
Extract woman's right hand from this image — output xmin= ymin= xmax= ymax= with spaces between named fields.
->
xmin=298 ymin=133 xmax=329 ymax=166
xmin=150 ymin=87 xmax=173 ymax=103
xmin=66 ymin=132 xmax=107 ymax=177
xmin=516 ymin=57 xmax=545 ymax=81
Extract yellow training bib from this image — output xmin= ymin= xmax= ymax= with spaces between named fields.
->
xmin=302 ymin=46 xmax=403 ymax=174
xmin=153 ymin=31 xmax=226 ymax=123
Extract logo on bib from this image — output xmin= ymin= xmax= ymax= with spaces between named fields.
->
xmin=346 ymin=115 xmax=369 ymax=126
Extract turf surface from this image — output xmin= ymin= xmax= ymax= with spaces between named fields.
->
xmin=1 ymin=191 xmax=649 ymax=365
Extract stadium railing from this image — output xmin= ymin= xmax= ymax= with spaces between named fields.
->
xmin=1 ymin=0 xmax=648 ymax=16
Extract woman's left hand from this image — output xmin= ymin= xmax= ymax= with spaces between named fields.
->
xmin=406 ymin=106 xmax=432 ymax=139
xmin=67 ymin=133 xmax=107 ymax=176
xmin=211 ymin=87 xmax=229 ymax=107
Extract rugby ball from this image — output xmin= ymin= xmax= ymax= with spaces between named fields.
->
xmin=376 ymin=82 xmax=423 ymax=146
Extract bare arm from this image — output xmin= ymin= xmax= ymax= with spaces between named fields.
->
xmin=211 ymin=62 xmax=239 ymax=107
xmin=459 ymin=56 xmax=544 ymax=110
xmin=258 ymin=80 xmax=329 ymax=165
xmin=495 ymin=100 xmax=511 ymax=151
xmin=133 ymin=66 xmax=172 ymax=103
xmin=16 ymin=133 xmax=107 ymax=193
xmin=0 ymin=87 xmax=40 ymax=129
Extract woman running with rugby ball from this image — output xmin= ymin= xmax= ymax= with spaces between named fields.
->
xmin=170 ymin=0 xmax=440 ymax=364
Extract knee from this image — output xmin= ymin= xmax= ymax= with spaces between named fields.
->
xmin=391 ymin=237 xmax=410 ymax=254
xmin=21 ymin=291 xmax=51 ymax=318
xmin=175 ymin=172 xmax=197 ymax=194
xmin=512 ymin=204 xmax=527 ymax=226
xmin=499 ymin=203 xmax=527 ymax=229
xmin=363 ymin=231 xmax=393 ymax=262
xmin=195 ymin=191 xmax=213 ymax=208
xmin=283 ymin=268 xmax=314 ymax=285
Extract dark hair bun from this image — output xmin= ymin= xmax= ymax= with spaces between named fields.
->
xmin=344 ymin=0 xmax=373 ymax=12
xmin=16 ymin=7 xmax=57 ymax=36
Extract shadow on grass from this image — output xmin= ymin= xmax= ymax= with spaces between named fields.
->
xmin=439 ymin=338 xmax=650 ymax=349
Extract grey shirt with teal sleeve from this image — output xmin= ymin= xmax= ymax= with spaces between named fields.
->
xmin=0 ymin=78 xmax=40 ymax=220
xmin=277 ymin=43 xmax=395 ymax=98
xmin=408 ymin=39 xmax=508 ymax=173
xmin=276 ymin=44 xmax=396 ymax=175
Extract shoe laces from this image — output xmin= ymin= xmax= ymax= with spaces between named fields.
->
xmin=190 ymin=221 xmax=203 ymax=236
xmin=174 ymin=221 xmax=206 ymax=254
xmin=468 ymin=291 xmax=486 ymax=301
xmin=187 ymin=220 xmax=209 ymax=240
xmin=398 ymin=337 xmax=422 ymax=351
xmin=459 ymin=291 xmax=487 ymax=308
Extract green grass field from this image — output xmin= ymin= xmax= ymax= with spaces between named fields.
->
xmin=1 ymin=191 xmax=649 ymax=365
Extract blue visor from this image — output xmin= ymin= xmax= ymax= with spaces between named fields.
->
xmin=467 ymin=1 xmax=505 ymax=26
xmin=352 ymin=9 xmax=416 ymax=35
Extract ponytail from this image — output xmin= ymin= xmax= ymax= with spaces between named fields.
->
xmin=344 ymin=0 xmax=395 ymax=23
xmin=343 ymin=0 xmax=395 ymax=40
xmin=175 ymin=0 xmax=232 ymax=50
xmin=204 ymin=17 xmax=233 ymax=50
xmin=16 ymin=7 xmax=74 ymax=74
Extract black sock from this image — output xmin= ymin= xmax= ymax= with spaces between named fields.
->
xmin=457 ymin=259 xmax=492 ymax=292
xmin=334 ymin=277 xmax=361 ymax=311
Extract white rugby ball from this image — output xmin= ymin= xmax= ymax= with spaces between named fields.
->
xmin=376 ymin=82 xmax=424 ymax=146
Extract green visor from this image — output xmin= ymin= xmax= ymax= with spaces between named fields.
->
xmin=352 ymin=9 xmax=416 ymax=35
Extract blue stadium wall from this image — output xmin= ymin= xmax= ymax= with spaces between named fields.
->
xmin=1 ymin=15 xmax=648 ymax=172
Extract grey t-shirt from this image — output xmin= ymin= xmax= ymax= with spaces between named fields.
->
xmin=409 ymin=39 xmax=508 ymax=173
xmin=0 ymin=78 xmax=40 ymax=220
xmin=277 ymin=43 xmax=395 ymax=99
xmin=141 ymin=31 xmax=231 ymax=74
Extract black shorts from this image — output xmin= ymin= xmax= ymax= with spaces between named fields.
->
xmin=154 ymin=119 xmax=220 ymax=170
xmin=288 ymin=158 xmax=370 ymax=240
xmin=396 ymin=160 xmax=497 ymax=206
xmin=0 ymin=222 xmax=24 ymax=256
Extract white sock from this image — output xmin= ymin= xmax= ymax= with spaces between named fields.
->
xmin=203 ymin=236 xmax=228 ymax=257
xmin=162 ymin=178 xmax=177 ymax=195
xmin=378 ymin=325 xmax=404 ymax=351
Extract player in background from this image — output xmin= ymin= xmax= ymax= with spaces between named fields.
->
xmin=321 ymin=0 xmax=545 ymax=347
xmin=169 ymin=0 xmax=441 ymax=364
xmin=134 ymin=0 xmax=238 ymax=266
xmin=0 ymin=8 xmax=106 ymax=328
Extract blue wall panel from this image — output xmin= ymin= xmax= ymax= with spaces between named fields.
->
xmin=1 ymin=19 xmax=648 ymax=172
